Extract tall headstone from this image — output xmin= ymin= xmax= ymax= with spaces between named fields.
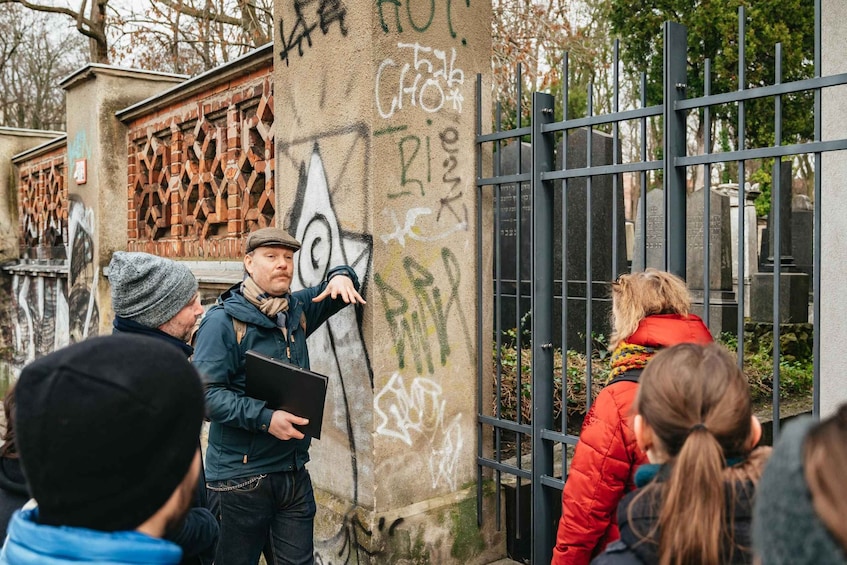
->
xmin=632 ymin=188 xmax=665 ymax=270
xmin=791 ymin=194 xmax=814 ymax=281
xmin=554 ymin=128 xmax=627 ymax=351
xmin=686 ymin=187 xmax=738 ymax=336
xmin=495 ymin=141 xmax=531 ymax=339
xmin=724 ymin=183 xmax=760 ymax=317
xmin=274 ymin=2 xmax=502 ymax=562
xmin=751 ymin=161 xmax=809 ymax=323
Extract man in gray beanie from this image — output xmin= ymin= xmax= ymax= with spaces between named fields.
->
xmin=108 ymin=251 xmax=217 ymax=564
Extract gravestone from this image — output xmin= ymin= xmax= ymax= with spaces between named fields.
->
xmin=791 ymin=195 xmax=814 ymax=281
xmin=554 ymin=128 xmax=627 ymax=351
xmin=686 ymin=187 xmax=738 ymax=336
xmin=723 ymin=183 xmax=760 ymax=318
xmin=495 ymin=141 xmax=532 ymax=340
xmin=632 ymin=188 xmax=665 ymax=270
xmin=751 ymin=161 xmax=809 ymax=323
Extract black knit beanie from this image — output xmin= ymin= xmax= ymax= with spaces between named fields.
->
xmin=14 ymin=334 xmax=204 ymax=531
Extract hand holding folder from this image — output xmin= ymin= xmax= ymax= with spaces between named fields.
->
xmin=244 ymin=350 xmax=329 ymax=439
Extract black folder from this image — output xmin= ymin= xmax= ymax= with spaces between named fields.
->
xmin=244 ymin=350 xmax=329 ymax=439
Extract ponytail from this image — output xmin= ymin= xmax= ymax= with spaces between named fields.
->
xmin=658 ymin=427 xmax=726 ymax=565
xmin=633 ymin=343 xmax=754 ymax=565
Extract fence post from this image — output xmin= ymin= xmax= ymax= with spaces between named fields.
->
xmin=663 ymin=21 xmax=688 ymax=277
xmin=531 ymin=91 xmax=556 ymax=564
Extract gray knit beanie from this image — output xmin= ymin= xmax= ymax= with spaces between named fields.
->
xmin=108 ymin=251 xmax=198 ymax=329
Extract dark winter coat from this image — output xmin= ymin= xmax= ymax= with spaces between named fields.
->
xmin=592 ymin=448 xmax=771 ymax=565
xmin=192 ymin=265 xmax=358 ymax=482
xmin=0 ymin=457 xmax=28 ymax=538
xmin=113 ymin=318 xmax=218 ymax=565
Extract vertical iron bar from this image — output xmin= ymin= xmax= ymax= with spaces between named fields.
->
xmin=663 ymin=22 xmax=688 ymax=277
xmin=640 ymin=73 xmax=648 ymax=269
xmin=494 ymin=101 xmax=503 ymax=529
xmin=704 ymin=58 xmax=712 ymax=329
xmin=475 ymin=72 xmax=483 ymax=527
xmin=515 ymin=61 xmax=523 ymax=540
xmin=736 ymin=5 xmax=747 ymax=368
xmin=612 ymin=40 xmax=620 ymax=280
xmin=813 ymin=0 xmax=821 ymax=418
xmin=772 ymin=44 xmax=783 ymax=438
xmin=561 ymin=52 xmax=570 ymax=470
xmin=531 ymin=92 xmax=556 ymax=565
xmin=585 ymin=83 xmax=594 ymax=411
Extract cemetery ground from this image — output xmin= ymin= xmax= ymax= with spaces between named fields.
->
xmin=494 ymin=320 xmax=815 ymax=458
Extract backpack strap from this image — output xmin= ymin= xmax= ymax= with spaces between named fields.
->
xmin=608 ymin=369 xmax=643 ymax=385
xmin=232 ymin=317 xmax=248 ymax=345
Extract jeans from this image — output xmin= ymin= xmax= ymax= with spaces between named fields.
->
xmin=207 ymin=468 xmax=316 ymax=565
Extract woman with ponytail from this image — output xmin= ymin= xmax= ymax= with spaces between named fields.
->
xmin=592 ymin=343 xmax=770 ymax=565
xmin=553 ymin=270 xmax=712 ymax=565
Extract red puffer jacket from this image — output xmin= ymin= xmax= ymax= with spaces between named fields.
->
xmin=551 ymin=314 xmax=713 ymax=565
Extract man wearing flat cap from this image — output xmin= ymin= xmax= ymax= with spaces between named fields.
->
xmin=1 ymin=334 xmax=205 ymax=564
xmin=192 ymin=227 xmax=365 ymax=565
xmin=108 ymin=251 xmax=217 ymax=565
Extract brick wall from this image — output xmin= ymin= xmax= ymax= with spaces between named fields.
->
xmin=17 ymin=144 xmax=68 ymax=261
xmin=125 ymin=66 xmax=275 ymax=259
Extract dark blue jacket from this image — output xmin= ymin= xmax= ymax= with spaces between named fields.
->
xmin=192 ymin=265 xmax=359 ymax=482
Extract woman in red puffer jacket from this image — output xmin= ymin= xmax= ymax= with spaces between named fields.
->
xmin=551 ymin=269 xmax=713 ymax=565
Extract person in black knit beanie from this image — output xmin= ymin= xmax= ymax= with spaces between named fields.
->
xmin=1 ymin=334 xmax=205 ymax=565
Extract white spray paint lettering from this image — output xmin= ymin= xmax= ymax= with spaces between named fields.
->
xmin=375 ymin=43 xmax=464 ymax=119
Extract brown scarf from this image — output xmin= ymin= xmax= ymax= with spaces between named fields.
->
xmin=241 ymin=276 xmax=288 ymax=321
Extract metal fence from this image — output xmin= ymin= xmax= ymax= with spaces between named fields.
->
xmin=476 ymin=3 xmax=847 ymax=563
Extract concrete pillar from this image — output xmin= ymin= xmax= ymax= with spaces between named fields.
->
xmin=821 ymin=0 xmax=847 ymax=418
xmin=0 ymin=128 xmax=64 ymax=261
xmin=273 ymin=1 xmax=497 ymax=562
xmin=58 ymin=66 xmax=185 ymax=340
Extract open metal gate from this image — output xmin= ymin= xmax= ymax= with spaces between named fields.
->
xmin=476 ymin=4 xmax=847 ymax=563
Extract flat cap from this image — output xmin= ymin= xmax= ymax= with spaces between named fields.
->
xmin=245 ymin=227 xmax=301 ymax=254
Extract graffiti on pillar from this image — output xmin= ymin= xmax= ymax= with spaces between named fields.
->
xmin=377 ymin=0 xmax=471 ymax=41
xmin=375 ymin=42 xmax=465 ymax=119
xmin=280 ymin=124 xmax=373 ymax=507
xmin=67 ymin=196 xmax=99 ymax=342
xmin=373 ymin=248 xmax=472 ymax=374
xmin=279 ymin=0 xmax=349 ymax=66
xmin=9 ymin=275 xmax=69 ymax=367
xmin=314 ymin=508 xmax=409 ymax=565
xmin=374 ymin=372 xmax=463 ymax=489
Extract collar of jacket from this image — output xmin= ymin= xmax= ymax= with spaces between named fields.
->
xmin=635 ymin=455 xmax=748 ymax=488
xmin=219 ymin=283 xmax=303 ymax=331
xmin=1 ymin=507 xmax=182 ymax=564
xmin=112 ymin=316 xmax=193 ymax=358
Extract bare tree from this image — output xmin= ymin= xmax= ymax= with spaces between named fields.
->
xmin=0 ymin=0 xmax=109 ymax=63
xmin=0 ymin=6 xmax=87 ymax=129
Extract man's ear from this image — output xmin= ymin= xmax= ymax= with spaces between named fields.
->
xmin=243 ymin=254 xmax=254 ymax=277
xmin=634 ymin=414 xmax=652 ymax=453
xmin=748 ymin=416 xmax=762 ymax=450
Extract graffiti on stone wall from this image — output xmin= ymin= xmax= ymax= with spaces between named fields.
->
xmin=67 ymin=196 xmax=99 ymax=342
xmin=315 ymin=509 xmax=407 ymax=565
xmin=375 ymin=42 xmax=465 ymax=119
xmin=377 ymin=0 xmax=471 ymax=41
xmin=280 ymin=124 xmax=373 ymax=506
xmin=10 ymin=275 xmax=69 ymax=366
xmin=374 ymin=372 xmax=463 ymax=489
xmin=279 ymin=0 xmax=349 ymax=66
xmin=373 ymin=248 xmax=472 ymax=374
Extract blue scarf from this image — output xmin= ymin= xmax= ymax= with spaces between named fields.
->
xmin=635 ymin=455 xmax=748 ymax=487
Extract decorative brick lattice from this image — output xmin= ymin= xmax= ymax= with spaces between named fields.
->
xmin=127 ymin=71 xmax=275 ymax=259
xmin=17 ymin=146 xmax=68 ymax=260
